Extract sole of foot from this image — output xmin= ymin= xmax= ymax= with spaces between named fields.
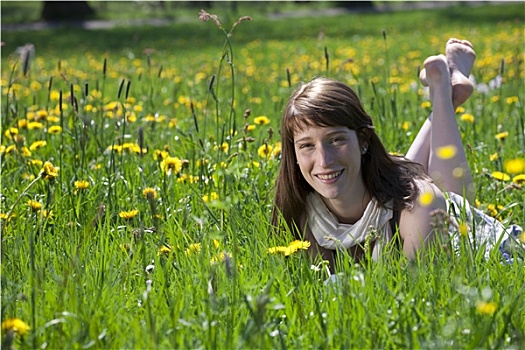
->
xmin=420 ymin=38 xmax=475 ymax=107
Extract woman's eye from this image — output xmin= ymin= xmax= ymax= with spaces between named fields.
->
xmin=299 ymin=144 xmax=313 ymax=149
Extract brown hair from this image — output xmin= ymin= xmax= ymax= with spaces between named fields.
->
xmin=272 ymin=77 xmax=430 ymax=236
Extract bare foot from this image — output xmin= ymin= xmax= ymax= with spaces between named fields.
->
xmin=422 ymin=54 xmax=452 ymax=103
xmin=446 ymin=38 xmax=475 ymax=107
xmin=420 ymin=38 xmax=475 ymax=107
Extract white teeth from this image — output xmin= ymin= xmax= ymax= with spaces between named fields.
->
xmin=317 ymin=170 xmax=342 ymax=180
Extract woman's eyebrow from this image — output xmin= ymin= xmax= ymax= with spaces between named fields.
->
xmin=294 ymin=130 xmax=348 ymax=144
xmin=294 ymin=136 xmax=312 ymax=144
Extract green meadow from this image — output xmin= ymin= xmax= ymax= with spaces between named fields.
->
xmin=1 ymin=2 xmax=524 ymax=348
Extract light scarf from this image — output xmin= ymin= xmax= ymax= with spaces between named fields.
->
xmin=305 ymin=192 xmax=394 ymax=260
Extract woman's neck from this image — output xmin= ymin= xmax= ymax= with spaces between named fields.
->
xmin=321 ymin=189 xmax=371 ymax=225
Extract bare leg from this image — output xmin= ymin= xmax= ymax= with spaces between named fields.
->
xmin=407 ymin=55 xmax=474 ymax=201
xmin=408 ymin=39 xmax=476 ymax=170
xmin=406 ymin=40 xmax=475 ymax=202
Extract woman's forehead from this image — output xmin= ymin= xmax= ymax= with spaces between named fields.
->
xmin=293 ymin=125 xmax=354 ymax=139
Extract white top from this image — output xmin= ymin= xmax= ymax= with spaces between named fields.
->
xmin=304 ymin=192 xmax=394 ymax=260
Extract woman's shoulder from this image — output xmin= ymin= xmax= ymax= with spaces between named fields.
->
xmin=407 ymin=178 xmax=447 ymax=212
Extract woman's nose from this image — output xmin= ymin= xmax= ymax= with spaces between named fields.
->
xmin=317 ymin=145 xmax=334 ymax=167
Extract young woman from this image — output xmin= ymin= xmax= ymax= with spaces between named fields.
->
xmin=272 ymin=39 xmax=522 ymax=269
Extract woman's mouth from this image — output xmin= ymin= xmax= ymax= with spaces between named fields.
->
xmin=316 ymin=170 xmax=343 ymax=180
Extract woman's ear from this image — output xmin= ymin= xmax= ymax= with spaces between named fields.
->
xmin=361 ymin=142 xmax=369 ymax=154
xmin=358 ymin=128 xmax=371 ymax=154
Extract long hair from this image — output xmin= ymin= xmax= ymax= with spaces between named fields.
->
xmin=272 ymin=77 xmax=430 ymax=236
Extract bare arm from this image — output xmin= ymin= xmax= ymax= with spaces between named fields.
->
xmin=399 ymin=179 xmax=448 ymax=259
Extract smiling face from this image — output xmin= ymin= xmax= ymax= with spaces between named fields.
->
xmin=294 ymin=125 xmax=367 ymax=204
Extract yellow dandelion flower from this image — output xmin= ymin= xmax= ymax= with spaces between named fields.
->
xmin=489 ymin=153 xmax=499 ymax=162
xmin=30 ymin=81 xmax=42 ymax=91
xmin=169 ymin=118 xmax=178 ymax=128
xmin=504 ymin=158 xmax=525 ymax=175
xmin=288 ymin=240 xmax=311 ymax=252
xmin=27 ymin=199 xmax=42 ymax=211
xmin=29 ymin=140 xmax=47 ymax=151
xmin=185 ymin=243 xmax=202 ymax=255
xmin=436 ymin=145 xmax=457 ymax=160
xmin=419 ymin=191 xmax=434 ymax=207
xmin=268 ymin=246 xmax=289 ymax=255
xmin=518 ymin=232 xmax=525 ymax=244
xmin=460 ymin=113 xmax=475 ymax=123
xmin=490 ymin=95 xmax=499 ymax=103
xmin=212 ymin=239 xmax=220 ymax=249
xmin=39 ymin=161 xmax=59 ymax=180
xmin=491 ymin=171 xmax=510 ymax=181
xmin=476 ymin=301 xmax=497 ymax=316
xmin=495 ymin=131 xmax=508 ymax=141
xmin=272 ymin=142 xmax=282 ymax=158
xmin=4 ymin=145 xmax=16 ymax=155
xmin=512 ymin=174 xmax=525 ymax=185
xmin=401 ymin=121 xmax=410 ymax=131
xmin=487 ymin=204 xmax=498 ymax=217
xmin=35 ymin=110 xmax=48 ymax=121
xmin=22 ymin=173 xmax=35 ymax=181
xmin=20 ymin=147 xmax=31 ymax=157
xmin=143 ymin=187 xmax=157 ymax=200
xmin=119 ymin=209 xmax=139 ymax=220
xmin=421 ymin=101 xmax=432 ymax=109
xmin=0 ymin=212 xmax=15 ymax=223
xmin=107 ymin=145 xmax=123 ymax=154
xmin=505 ymin=96 xmax=518 ymax=104
xmin=269 ymin=240 xmax=311 ymax=256
xmin=157 ymin=245 xmax=172 ymax=256
xmin=218 ymin=142 xmax=229 ymax=153
xmin=126 ymin=112 xmax=137 ymax=123
xmin=177 ymin=174 xmax=200 ymax=184
xmin=458 ymin=222 xmax=469 ymax=237
xmin=4 ymin=127 xmax=18 ymax=139
xmin=245 ymin=124 xmax=256 ymax=132
xmin=160 ymin=156 xmax=182 ymax=175
xmin=40 ymin=209 xmax=53 ymax=219
xmin=48 ymin=125 xmax=62 ymax=134
xmin=455 ymin=106 xmax=465 ymax=114
xmin=104 ymin=101 xmax=119 ymax=112
xmin=153 ymin=149 xmax=170 ymax=161
xmin=254 ymin=116 xmax=270 ymax=125
xmin=202 ymin=192 xmax=219 ymax=203
xmin=17 ymin=119 xmax=28 ymax=129
xmin=258 ymin=144 xmax=274 ymax=158
xmin=27 ymin=122 xmax=43 ymax=130
xmin=74 ymin=180 xmax=89 ymax=190
xmin=1 ymin=317 xmax=30 ymax=336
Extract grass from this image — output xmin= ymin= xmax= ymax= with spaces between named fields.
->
xmin=1 ymin=1 xmax=525 ymax=348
